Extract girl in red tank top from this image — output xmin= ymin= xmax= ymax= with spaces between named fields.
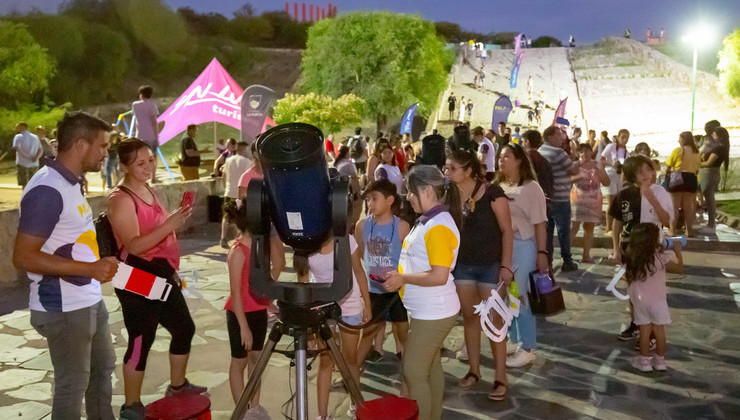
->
xmin=223 ymin=199 xmax=270 ymax=415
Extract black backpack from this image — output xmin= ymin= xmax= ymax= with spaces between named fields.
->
xmin=94 ymin=186 xmax=136 ymax=258
xmin=349 ymin=135 xmax=364 ymax=159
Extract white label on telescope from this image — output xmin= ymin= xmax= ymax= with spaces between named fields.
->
xmin=286 ymin=212 xmax=304 ymax=230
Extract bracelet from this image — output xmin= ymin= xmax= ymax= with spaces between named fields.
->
xmin=501 ymin=265 xmax=514 ymax=276
xmin=537 ymin=250 xmax=549 ymax=256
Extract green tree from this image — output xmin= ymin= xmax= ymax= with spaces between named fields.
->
xmin=302 ymin=12 xmax=452 ymax=130
xmin=0 ymin=21 xmax=56 ymax=108
xmin=718 ymin=29 xmax=740 ymax=99
xmin=532 ymin=36 xmax=563 ymax=48
xmin=273 ymin=93 xmax=365 ymax=134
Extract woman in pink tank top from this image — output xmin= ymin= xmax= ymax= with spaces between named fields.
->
xmin=107 ymin=139 xmax=206 ymax=418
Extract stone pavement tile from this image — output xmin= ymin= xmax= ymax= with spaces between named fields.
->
xmin=0 ymin=346 xmax=45 ymax=365
xmin=0 ymin=368 xmax=47 ymax=391
xmin=2 ymin=313 xmax=33 ymax=331
xmin=23 ymin=328 xmax=43 ymax=341
xmin=21 ymin=351 xmax=52 ymax=371
xmin=0 ymin=333 xmax=28 ymax=350
xmin=0 ymin=401 xmax=51 ymax=420
xmin=7 ymin=382 xmax=52 ymax=401
xmin=0 ymin=309 xmax=29 ymax=322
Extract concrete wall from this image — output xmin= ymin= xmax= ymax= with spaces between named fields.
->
xmin=611 ymin=37 xmax=725 ymax=98
xmin=1 ymin=178 xmax=224 ymax=290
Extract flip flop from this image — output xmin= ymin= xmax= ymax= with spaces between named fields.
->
xmin=488 ymin=380 xmax=507 ymax=401
xmin=457 ymin=371 xmax=480 ymax=389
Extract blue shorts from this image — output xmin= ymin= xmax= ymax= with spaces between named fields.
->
xmin=452 ymin=262 xmax=501 ymax=286
xmin=341 ymin=312 xmax=363 ymax=326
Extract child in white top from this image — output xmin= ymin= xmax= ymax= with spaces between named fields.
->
xmin=295 ymin=236 xmax=370 ymax=420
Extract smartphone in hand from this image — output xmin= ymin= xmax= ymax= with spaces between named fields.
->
xmin=181 ymin=191 xmax=195 ymax=209
xmin=369 ymin=274 xmax=386 ymax=284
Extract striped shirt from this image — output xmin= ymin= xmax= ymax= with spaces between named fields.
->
xmin=538 ymin=144 xmax=574 ymax=202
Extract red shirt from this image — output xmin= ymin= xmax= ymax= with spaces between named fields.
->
xmin=394 ymin=147 xmax=406 ymax=174
xmin=224 ymin=241 xmax=270 ymax=312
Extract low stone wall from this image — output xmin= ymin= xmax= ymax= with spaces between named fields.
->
xmin=610 ymin=37 xmax=725 ymax=98
xmin=1 ymin=178 xmax=224 ymax=290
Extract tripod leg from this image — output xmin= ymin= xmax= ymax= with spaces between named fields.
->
xmin=295 ymin=331 xmax=309 ymax=420
xmin=231 ymin=322 xmax=283 ymax=420
xmin=319 ymin=322 xmax=365 ymax=406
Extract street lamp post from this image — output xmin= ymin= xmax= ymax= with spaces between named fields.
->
xmin=683 ymin=26 xmax=712 ymax=133
xmin=690 ymin=42 xmax=698 ymax=133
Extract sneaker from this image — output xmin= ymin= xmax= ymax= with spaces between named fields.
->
xmin=347 ymin=403 xmax=357 ymax=418
xmin=119 ymin=402 xmax=145 ymax=420
xmin=366 ymin=349 xmax=383 ymax=364
xmin=165 ymin=378 xmax=208 ymax=397
xmin=653 ymin=355 xmax=667 ymax=371
xmin=506 ymin=348 xmax=536 ymax=368
xmin=633 ymin=338 xmax=657 ymax=352
xmin=617 ymin=323 xmax=640 ymax=341
xmin=631 ymin=355 xmax=653 ymax=372
xmin=456 ymin=343 xmax=469 ymax=361
xmin=220 ymin=239 xmax=229 ymax=249
xmin=244 ymin=405 xmax=270 ymax=420
xmin=561 ymin=260 xmax=579 ymax=272
xmin=506 ymin=341 xmax=519 ymax=355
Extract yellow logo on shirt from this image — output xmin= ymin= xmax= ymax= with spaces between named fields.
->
xmin=78 ymin=202 xmax=91 ymax=217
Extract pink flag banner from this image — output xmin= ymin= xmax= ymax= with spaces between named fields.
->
xmin=553 ymin=97 xmax=569 ymax=127
xmin=157 ymin=58 xmax=244 ymax=145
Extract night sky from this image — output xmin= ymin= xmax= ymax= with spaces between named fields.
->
xmin=2 ymin=0 xmax=739 ymax=45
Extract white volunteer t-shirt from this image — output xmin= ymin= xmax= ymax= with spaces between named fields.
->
xmin=223 ymin=155 xmax=252 ymax=199
xmin=309 ymin=235 xmax=363 ymax=316
xmin=478 ymin=138 xmax=496 ymax=174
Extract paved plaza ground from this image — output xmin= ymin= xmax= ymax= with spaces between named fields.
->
xmin=1 ymin=224 xmax=739 ymax=420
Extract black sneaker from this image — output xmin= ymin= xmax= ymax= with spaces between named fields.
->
xmin=561 ymin=260 xmax=579 ymax=272
xmin=165 ymin=378 xmax=208 ymax=397
xmin=119 ymin=402 xmax=145 ymax=420
xmin=366 ymin=349 xmax=383 ymax=364
xmin=617 ymin=323 xmax=640 ymax=341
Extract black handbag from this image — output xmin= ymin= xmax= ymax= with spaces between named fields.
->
xmin=528 ymin=271 xmax=566 ymax=316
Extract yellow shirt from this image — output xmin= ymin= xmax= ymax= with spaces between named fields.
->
xmin=667 ymin=146 xmax=700 ymax=173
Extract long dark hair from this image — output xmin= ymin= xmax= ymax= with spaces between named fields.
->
xmin=679 ymin=131 xmax=699 ymax=154
xmin=406 ymin=165 xmax=462 ymax=229
xmin=374 ymin=139 xmax=396 ymax=165
xmin=714 ymin=126 xmax=730 ymax=171
xmin=222 ymin=198 xmax=248 ymax=233
xmin=494 ymin=142 xmax=537 ymax=185
xmin=335 ymin=144 xmax=350 ymax=164
xmin=448 ymin=150 xmax=485 ymax=182
xmin=624 ymin=223 xmax=661 ymax=284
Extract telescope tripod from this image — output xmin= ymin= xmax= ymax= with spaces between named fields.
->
xmin=231 ymin=301 xmax=365 ymax=420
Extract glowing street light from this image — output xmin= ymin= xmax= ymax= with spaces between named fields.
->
xmin=682 ymin=25 xmax=713 ymax=132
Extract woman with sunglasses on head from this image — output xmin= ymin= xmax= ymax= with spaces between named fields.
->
xmin=445 ymin=150 xmax=514 ymax=401
xmin=382 ymin=165 xmax=462 ymax=420
xmin=496 ymin=142 xmax=549 ymax=370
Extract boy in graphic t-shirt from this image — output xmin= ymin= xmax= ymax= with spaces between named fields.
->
xmin=609 ymin=155 xmax=674 ymax=341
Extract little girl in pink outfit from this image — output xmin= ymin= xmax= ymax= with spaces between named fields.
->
xmin=624 ymin=223 xmax=680 ymax=372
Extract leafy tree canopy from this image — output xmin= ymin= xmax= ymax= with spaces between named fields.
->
xmin=301 ymin=11 xmax=453 ymax=128
xmin=718 ymin=28 xmax=740 ymax=98
xmin=273 ymin=92 xmax=365 ymax=134
xmin=532 ymin=36 xmax=563 ymax=48
xmin=0 ymin=21 xmax=55 ymax=108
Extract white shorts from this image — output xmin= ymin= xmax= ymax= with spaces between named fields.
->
xmin=632 ymin=299 xmax=671 ymax=326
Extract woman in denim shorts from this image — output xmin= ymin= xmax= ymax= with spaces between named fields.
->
xmin=445 ymin=150 xmax=514 ymax=401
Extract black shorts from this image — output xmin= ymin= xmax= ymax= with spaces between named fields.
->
xmin=370 ymin=292 xmax=408 ymax=323
xmin=222 ymin=197 xmax=236 ymax=219
xmin=226 ymin=309 xmax=268 ymax=358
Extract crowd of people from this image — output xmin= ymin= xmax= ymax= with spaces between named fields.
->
xmin=10 ymin=105 xmax=732 ymax=420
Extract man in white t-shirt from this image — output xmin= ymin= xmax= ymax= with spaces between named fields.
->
xmin=220 ymin=141 xmax=252 ymax=248
xmin=13 ymin=122 xmax=42 ymax=189
xmin=13 ymin=111 xmax=119 ymax=418
xmin=131 ymin=85 xmax=159 ymax=183
xmin=472 ymin=126 xmax=496 ymax=181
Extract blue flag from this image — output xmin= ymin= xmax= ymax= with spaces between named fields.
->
xmin=491 ymin=96 xmax=513 ymax=129
xmin=400 ymin=103 xmax=419 ymax=135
